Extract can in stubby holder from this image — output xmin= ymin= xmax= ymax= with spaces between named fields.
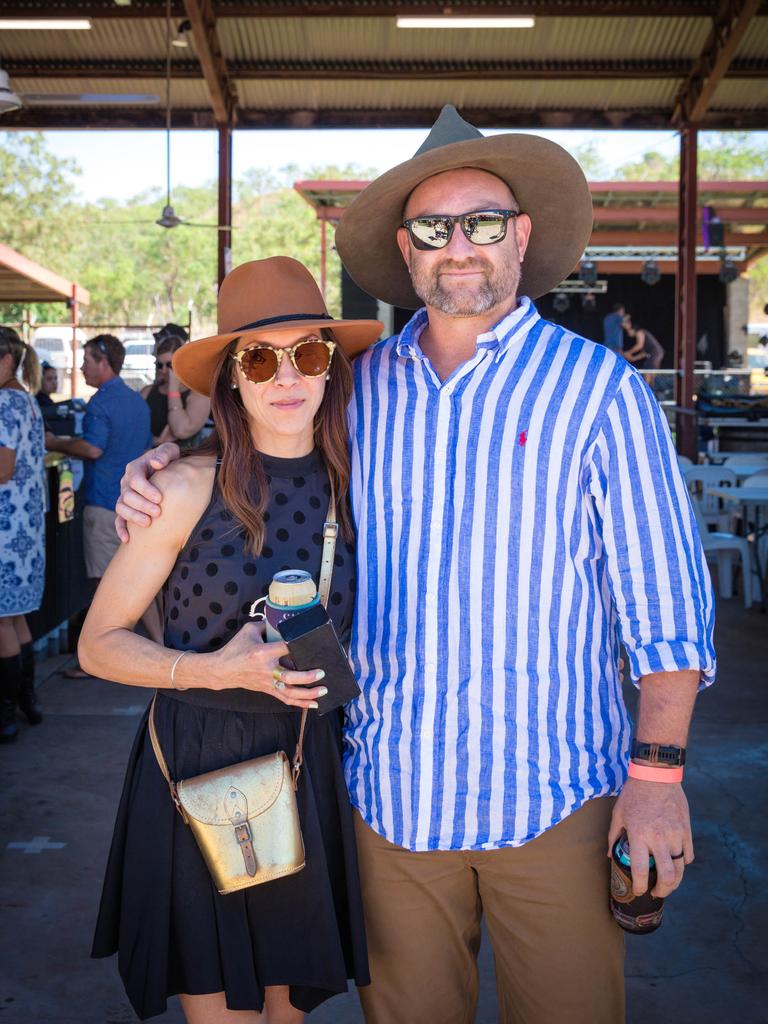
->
xmin=610 ymin=833 xmax=665 ymax=934
xmin=249 ymin=570 xmax=320 ymax=641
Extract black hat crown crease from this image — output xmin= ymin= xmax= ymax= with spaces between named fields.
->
xmin=413 ymin=105 xmax=484 ymax=158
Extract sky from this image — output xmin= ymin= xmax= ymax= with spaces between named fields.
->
xmin=35 ymin=126 xmax=701 ymax=203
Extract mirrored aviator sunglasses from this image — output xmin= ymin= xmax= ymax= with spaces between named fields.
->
xmin=232 ymin=337 xmax=335 ymax=385
xmin=403 ymin=208 xmax=518 ymax=251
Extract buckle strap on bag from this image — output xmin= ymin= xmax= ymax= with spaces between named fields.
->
xmin=226 ymin=786 xmax=257 ymax=876
xmin=291 ymin=495 xmax=337 ymax=790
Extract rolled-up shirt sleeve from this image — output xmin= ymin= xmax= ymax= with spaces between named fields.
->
xmin=82 ymin=397 xmax=109 ymax=452
xmin=587 ymin=370 xmax=716 ymax=688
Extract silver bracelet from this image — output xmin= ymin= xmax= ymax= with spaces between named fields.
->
xmin=170 ymin=650 xmax=190 ymax=690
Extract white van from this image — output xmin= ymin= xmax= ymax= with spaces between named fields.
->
xmin=32 ymin=326 xmax=86 ymax=372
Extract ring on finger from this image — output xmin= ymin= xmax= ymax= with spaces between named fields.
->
xmin=272 ymin=668 xmax=286 ymax=691
xmin=671 ymin=851 xmax=685 ymax=860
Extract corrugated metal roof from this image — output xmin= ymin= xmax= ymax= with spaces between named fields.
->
xmin=0 ymin=19 xmax=183 ymax=62
xmin=1 ymin=7 xmax=765 ymax=127
xmin=711 ymin=78 xmax=768 ymax=112
xmin=218 ymin=16 xmax=711 ymax=63
xmin=735 ymin=16 xmax=768 ymax=60
xmin=237 ymin=77 xmax=679 ymax=110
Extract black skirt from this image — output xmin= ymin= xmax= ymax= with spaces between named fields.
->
xmin=92 ymin=691 xmax=370 ymax=1020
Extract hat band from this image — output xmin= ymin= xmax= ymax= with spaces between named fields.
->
xmin=233 ymin=312 xmax=333 ymax=333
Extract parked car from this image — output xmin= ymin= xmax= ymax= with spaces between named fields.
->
xmin=121 ymin=335 xmax=157 ymax=389
xmin=32 ymin=327 xmax=86 ymax=372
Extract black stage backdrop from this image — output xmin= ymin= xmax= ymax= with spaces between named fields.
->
xmin=342 ymin=268 xmax=727 ymax=370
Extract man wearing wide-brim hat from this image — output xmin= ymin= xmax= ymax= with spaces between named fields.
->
xmin=335 ymin=106 xmax=715 ymax=1023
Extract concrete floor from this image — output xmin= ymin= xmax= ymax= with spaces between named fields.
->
xmin=0 ymin=597 xmax=766 ymax=1024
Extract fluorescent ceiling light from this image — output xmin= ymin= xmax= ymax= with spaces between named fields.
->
xmin=22 ymin=92 xmax=160 ymax=106
xmin=397 ymin=16 xmax=535 ymax=28
xmin=0 ymin=19 xmax=92 ymax=30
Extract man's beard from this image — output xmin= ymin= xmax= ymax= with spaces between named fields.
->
xmin=409 ymin=253 xmax=521 ymax=317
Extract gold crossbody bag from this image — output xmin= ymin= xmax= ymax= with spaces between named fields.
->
xmin=147 ymin=501 xmax=338 ymax=896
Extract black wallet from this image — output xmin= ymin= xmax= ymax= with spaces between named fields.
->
xmin=278 ymin=603 xmax=361 ymax=715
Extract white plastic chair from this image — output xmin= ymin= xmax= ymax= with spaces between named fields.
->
xmin=723 ymin=453 xmax=768 ymax=467
xmin=692 ymin=496 xmax=752 ymax=607
xmin=677 ymin=455 xmax=694 ymax=469
xmin=684 ymin=465 xmax=737 ymax=532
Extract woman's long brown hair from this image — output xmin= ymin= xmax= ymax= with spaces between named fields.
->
xmin=184 ymin=330 xmax=354 ymax=556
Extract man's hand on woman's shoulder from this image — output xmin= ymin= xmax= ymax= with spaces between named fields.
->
xmin=115 ymin=441 xmax=182 ymax=542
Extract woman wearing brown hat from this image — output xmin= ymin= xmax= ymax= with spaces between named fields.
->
xmin=80 ymin=257 xmax=381 ymax=1023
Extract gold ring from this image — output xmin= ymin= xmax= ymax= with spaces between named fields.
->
xmin=272 ymin=668 xmax=286 ymax=691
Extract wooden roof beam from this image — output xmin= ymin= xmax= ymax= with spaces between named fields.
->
xmin=3 ymin=0 xmax=767 ymax=16
xmin=673 ymin=0 xmax=762 ymax=123
xmin=182 ymin=0 xmax=236 ymax=125
xmin=4 ymin=105 xmax=768 ymax=131
xmin=6 ymin=56 xmax=767 ymax=81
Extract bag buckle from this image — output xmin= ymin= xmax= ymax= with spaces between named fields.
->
xmin=323 ymin=521 xmax=339 ymax=540
xmin=234 ymin=822 xmax=253 ymax=846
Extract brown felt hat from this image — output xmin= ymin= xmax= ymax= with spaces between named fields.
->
xmin=173 ymin=257 xmax=384 ymax=396
xmin=335 ymin=105 xmax=593 ymax=309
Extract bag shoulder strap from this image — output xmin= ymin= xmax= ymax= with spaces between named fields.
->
xmin=291 ymin=494 xmax=336 ymax=788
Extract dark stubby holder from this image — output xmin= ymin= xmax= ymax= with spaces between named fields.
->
xmin=277 ymin=603 xmax=361 ymax=715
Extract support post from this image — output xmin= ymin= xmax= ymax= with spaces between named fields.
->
xmin=674 ymin=125 xmax=698 ymax=461
xmin=217 ymin=123 xmax=232 ymax=289
xmin=69 ymin=287 xmax=79 ymax=399
xmin=320 ymin=215 xmax=328 ymax=300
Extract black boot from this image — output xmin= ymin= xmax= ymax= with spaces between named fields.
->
xmin=18 ymin=642 xmax=42 ymax=725
xmin=0 ymin=654 xmax=21 ymax=743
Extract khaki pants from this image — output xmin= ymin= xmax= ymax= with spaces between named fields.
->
xmin=83 ymin=504 xmax=121 ymax=579
xmin=354 ymin=798 xmax=625 ymax=1024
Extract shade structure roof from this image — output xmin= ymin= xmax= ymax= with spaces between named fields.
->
xmin=1 ymin=0 xmax=767 ymax=131
xmin=0 ymin=244 xmax=90 ymax=305
xmin=295 ymin=178 xmax=768 ymax=276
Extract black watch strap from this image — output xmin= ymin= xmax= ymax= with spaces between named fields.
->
xmin=631 ymin=740 xmax=686 ymax=766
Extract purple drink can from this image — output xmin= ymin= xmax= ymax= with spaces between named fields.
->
xmin=259 ymin=570 xmax=319 ymax=642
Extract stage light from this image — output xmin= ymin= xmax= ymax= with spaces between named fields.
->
xmin=641 ymin=259 xmax=661 ymax=286
xmin=578 ymin=260 xmax=598 ymax=287
xmin=582 ymin=292 xmax=596 ymax=312
xmin=719 ymin=257 xmax=739 ymax=285
xmin=553 ymin=292 xmax=570 ymax=314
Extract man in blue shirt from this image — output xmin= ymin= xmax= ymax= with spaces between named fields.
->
xmin=602 ymin=302 xmax=626 ymax=352
xmin=46 ymin=335 xmax=152 ymax=580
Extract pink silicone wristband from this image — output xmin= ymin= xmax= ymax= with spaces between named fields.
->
xmin=628 ymin=762 xmax=684 ymax=783
xmin=167 ymin=390 xmax=182 ymax=399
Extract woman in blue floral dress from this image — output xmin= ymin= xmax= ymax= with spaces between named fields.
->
xmin=0 ymin=327 xmax=46 ymax=742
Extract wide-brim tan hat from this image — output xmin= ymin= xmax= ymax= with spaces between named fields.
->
xmin=335 ymin=105 xmax=593 ymax=309
xmin=173 ymin=256 xmax=384 ymax=395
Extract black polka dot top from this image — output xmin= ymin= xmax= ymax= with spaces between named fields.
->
xmin=163 ymin=449 xmax=356 ymax=712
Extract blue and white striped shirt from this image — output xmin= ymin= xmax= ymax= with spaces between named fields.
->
xmin=344 ymin=296 xmax=716 ymax=852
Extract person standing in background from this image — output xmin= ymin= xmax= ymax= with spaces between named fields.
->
xmin=142 ymin=336 xmax=209 ymax=449
xmin=602 ymin=303 xmax=625 ymax=353
xmin=0 ymin=328 xmax=46 ymax=740
xmin=622 ymin=314 xmax=665 ymax=370
xmin=46 ymin=335 xmax=152 ymax=675
xmin=35 ymin=362 xmax=58 ymax=409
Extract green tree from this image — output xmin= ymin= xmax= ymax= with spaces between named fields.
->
xmin=616 ymin=132 xmax=768 ymax=181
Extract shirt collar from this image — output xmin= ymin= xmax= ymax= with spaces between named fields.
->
xmin=98 ymin=374 xmax=122 ymax=393
xmin=394 ymin=296 xmax=540 ymax=361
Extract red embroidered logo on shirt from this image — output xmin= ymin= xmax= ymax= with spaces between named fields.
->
xmin=519 ymin=430 xmax=527 ymax=447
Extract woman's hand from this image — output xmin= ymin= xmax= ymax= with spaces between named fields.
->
xmin=197 ymin=622 xmax=328 ymax=710
xmin=115 ymin=442 xmax=181 ymax=541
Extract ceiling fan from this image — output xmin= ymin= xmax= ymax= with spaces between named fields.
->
xmin=82 ymin=0 xmax=231 ymax=232
xmin=151 ymin=0 xmax=232 ymax=231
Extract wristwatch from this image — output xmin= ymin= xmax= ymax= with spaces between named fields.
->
xmin=630 ymin=740 xmax=686 ymax=767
